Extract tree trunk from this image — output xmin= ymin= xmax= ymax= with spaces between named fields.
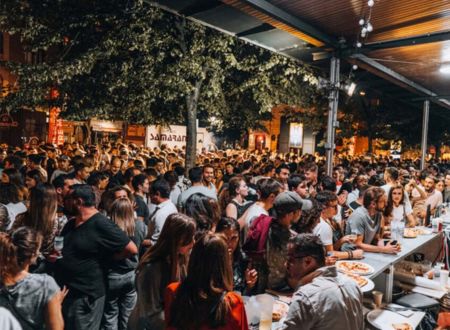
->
xmin=185 ymin=78 xmax=204 ymax=171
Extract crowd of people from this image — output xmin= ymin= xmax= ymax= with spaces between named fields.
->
xmin=0 ymin=140 xmax=449 ymax=330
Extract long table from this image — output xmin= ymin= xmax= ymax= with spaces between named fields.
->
xmin=362 ymin=230 xmax=443 ymax=302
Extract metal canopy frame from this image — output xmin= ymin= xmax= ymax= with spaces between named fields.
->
xmin=362 ymin=30 xmax=450 ymax=51
xmin=151 ymin=0 xmax=449 ymax=168
xmin=238 ymin=0 xmax=340 ymax=48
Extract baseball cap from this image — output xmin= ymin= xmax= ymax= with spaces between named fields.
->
xmin=273 ymin=191 xmax=312 ymax=214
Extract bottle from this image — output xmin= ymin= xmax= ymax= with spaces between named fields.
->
xmin=397 ymin=218 xmax=405 ymax=244
xmin=391 ymin=220 xmax=398 ymax=242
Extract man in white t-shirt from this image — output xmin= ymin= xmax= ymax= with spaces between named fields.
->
xmin=314 ymin=191 xmax=364 ymax=260
xmin=313 ymin=191 xmax=337 ymax=247
xmin=244 ymin=178 xmax=282 ymax=227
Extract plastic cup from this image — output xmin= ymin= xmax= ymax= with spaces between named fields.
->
xmin=432 ymin=218 xmax=439 ymax=233
xmin=372 ymin=290 xmax=383 ymax=307
xmin=441 ymin=270 xmax=449 ymax=288
xmin=255 ymin=294 xmax=274 ymax=330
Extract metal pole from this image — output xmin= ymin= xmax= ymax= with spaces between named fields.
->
xmin=325 ymin=57 xmax=340 ymax=176
xmin=420 ymin=100 xmax=430 ymax=170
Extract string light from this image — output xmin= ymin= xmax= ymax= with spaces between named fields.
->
xmin=348 ymin=0 xmax=376 ymax=92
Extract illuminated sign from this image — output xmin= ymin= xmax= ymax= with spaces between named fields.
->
xmin=289 ymin=123 xmax=303 ymax=148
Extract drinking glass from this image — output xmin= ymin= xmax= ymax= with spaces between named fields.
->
xmin=54 ymin=236 xmax=64 ymax=258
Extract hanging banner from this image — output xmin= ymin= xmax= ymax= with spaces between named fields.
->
xmin=48 ymin=107 xmax=63 ymax=144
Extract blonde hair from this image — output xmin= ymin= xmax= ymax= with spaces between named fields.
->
xmin=110 ymin=198 xmax=135 ymax=237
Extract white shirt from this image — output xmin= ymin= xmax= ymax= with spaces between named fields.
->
xmin=347 ymin=189 xmax=359 ymax=206
xmin=245 ymin=203 xmax=268 ymax=227
xmin=392 ymin=203 xmax=412 ymax=222
xmin=177 ymin=185 xmax=217 ymax=210
xmin=149 ymin=199 xmax=177 ymax=244
xmin=313 ymin=218 xmax=333 ymax=246
xmin=169 ymin=186 xmax=181 ymax=206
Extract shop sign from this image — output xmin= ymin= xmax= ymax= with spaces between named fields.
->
xmin=0 ymin=113 xmax=18 ymax=128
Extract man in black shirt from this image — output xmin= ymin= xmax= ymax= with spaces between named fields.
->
xmin=58 ymin=184 xmax=137 ymax=330
xmin=132 ymin=174 xmax=150 ymax=225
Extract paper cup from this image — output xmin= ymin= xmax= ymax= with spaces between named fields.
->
xmin=255 ymin=294 xmax=274 ymax=330
xmin=372 ymin=290 xmax=383 ymax=307
xmin=441 ymin=270 xmax=449 ymax=288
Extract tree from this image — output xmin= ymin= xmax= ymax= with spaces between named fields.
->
xmin=1 ymin=1 xmax=324 ymax=168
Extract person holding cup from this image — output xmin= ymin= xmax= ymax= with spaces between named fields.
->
xmin=281 ymin=234 xmax=363 ymax=330
xmin=313 ymin=191 xmax=364 ymax=260
xmin=345 ymin=187 xmax=401 ymax=254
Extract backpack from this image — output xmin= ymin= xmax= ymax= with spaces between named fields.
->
xmin=242 ymin=214 xmax=273 ymax=260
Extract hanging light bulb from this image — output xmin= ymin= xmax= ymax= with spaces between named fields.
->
xmin=352 ymin=65 xmax=358 ymax=70
xmin=368 ymin=0 xmax=374 ymax=7
xmin=367 ymin=23 xmax=373 ymax=32
xmin=356 ymin=42 xmax=362 ymax=48
xmin=361 ymin=27 xmax=368 ymax=34
xmin=361 ymin=30 xmax=367 ymax=38
xmin=359 ymin=19 xmax=365 ymax=26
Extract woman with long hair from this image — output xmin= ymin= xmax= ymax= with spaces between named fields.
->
xmin=13 ymin=183 xmax=58 ymax=260
xmin=215 ymin=217 xmax=257 ymax=295
xmin=184 ymin=193 xmax=221 ymax=238
xmin=128 ymin=213 xmax=196 ymax=330
xmin=223 ymin=176 xmax=253 ymax=228
xmin=165 ymin=233 xmax=248 ymax=330
xmin=0 ymin=227 xmax=66 ymax=329
xmin=25 ymin=169 xmax=44 ymax=190
xmin=102 ymin=198 xmax=145 ymax=330
xmin=293 ymin=198 xmax=322 ymax=234
xmin=384 ymin=184 xmax=416 ymax=227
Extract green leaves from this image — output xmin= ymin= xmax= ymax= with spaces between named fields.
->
xmin=0 ymin=1 xmax=324 ymax=137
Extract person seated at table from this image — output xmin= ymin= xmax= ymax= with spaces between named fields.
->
xmin=281 ymin=234 xmax=364 ymax=330
xmin=313 ymin=191 xmax=364 ymax=260
xmin=164 ymin=233 xmax=248 ymax=330
xmin=410 ymin=173 xmax=443 ymax=222
xmin=345 ymin=187 xmax=400 ymax=254
xmin=215 ymin=217 xmax=258 ymax=295
xmin=384 ymin=184 xmax=416 ymax=227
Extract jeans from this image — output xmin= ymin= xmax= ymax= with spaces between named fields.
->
xmin=101 ymin=271 xmax=137 ymax=330
xmin=63 ymin=295 xmax=105 ymax=330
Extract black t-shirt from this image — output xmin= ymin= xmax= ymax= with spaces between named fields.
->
xmin=134 ymin=194 xmax=150 ymax=225
xmin=58 ymin=212 xmax=130 ymax=298
xmin=109 ymin=220 xmax=147 ymax=274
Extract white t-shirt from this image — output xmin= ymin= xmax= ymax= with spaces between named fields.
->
xmin=245 ymin=203 xmax=269 ymax=227
xmin=313 ymin=218 xmax=334 ymax=246
xmin=392 ymin=203 xmax=412 ymax=222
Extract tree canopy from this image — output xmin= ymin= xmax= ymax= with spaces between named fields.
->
xmin=0 ymin=1 xmax=322 ymax=127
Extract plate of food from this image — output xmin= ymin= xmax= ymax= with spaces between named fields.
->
xmin=403 ymin=228 xmax=418 ymax=238
xmin=416 ymin=227 xmax=431 ymax=235
xmin=342 ymin=271 xmax=375 ymax=292
xmin=336 ymin=260 xmax=374 ymax=276
xmin=367 ymin=309 xmax=413 ymax=330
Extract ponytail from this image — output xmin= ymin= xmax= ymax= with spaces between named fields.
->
xmin=0 ymin=227 xmax=42 ymax=280
xmin=0 ymin=233 xmax=19 ymax=279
